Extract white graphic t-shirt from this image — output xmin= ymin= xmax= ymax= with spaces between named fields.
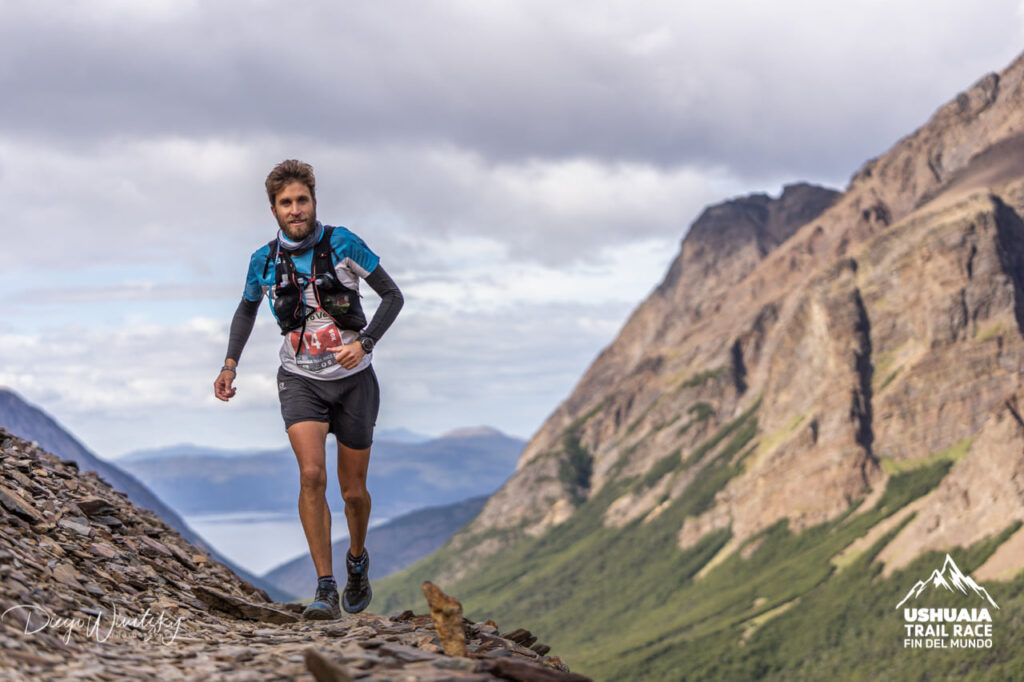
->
xmin=278 ymin=285 xmax=372 ymax=378
xmin=243 ymin=223 xmax=378 ymax=381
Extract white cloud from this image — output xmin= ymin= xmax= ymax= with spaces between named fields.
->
xmin=2 ymin=0 xmax=1020 ymax=179
xmin=0 ymin=134 xmax=724 ymax=281
xmin=1 ymin=292 xmax=627 ymax=456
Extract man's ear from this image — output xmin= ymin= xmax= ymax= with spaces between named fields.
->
xmin=270 ymin=204 xmax=278 ymax=219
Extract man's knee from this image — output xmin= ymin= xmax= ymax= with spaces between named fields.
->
xmin=341 ymin=486 xmax=369 ymax=507
xmin=299 ymin=466 xmax=328 ymax=493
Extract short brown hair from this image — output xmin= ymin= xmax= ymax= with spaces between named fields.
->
xmin=265 ymin=160 xmax=316 ymax=205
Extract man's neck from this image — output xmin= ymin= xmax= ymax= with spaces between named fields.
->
xmin=279 ymin=221 xmax=323 ymax=253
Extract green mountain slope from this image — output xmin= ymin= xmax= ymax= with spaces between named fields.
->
xmin=376 ymin=409 xmax=1021 ymax=681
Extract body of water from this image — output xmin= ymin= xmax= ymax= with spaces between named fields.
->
xmin=184 ymin=511 xmax=389 ymax=576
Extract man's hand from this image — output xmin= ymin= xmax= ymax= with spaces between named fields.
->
xmin=214 ymin=368 xmax=237 ymax=401
xmin=327 ymin=341 xmax=366 ymax=370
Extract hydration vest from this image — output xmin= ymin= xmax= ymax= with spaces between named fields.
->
xmin=262 ymin=226 xmax=368 ymax=340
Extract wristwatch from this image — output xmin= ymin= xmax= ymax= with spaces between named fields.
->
xmin=357 ymin=335 xmax=375 ymax=353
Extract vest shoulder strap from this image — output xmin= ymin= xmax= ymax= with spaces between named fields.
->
xmin=314 ymin=225 xmax=338 ymax=270
xmin=317 ymin=225 xmax=336 ymax=254
xmin=263 ymin=239 xmax=279 ymax=278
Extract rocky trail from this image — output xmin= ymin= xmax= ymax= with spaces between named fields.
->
xmin=0 ymin=428 xmax=587 ymax=681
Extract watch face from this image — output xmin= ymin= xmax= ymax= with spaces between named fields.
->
xmin=361 ymin=337 xmax=374 ymax=352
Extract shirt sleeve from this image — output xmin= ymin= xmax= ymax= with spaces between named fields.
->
xmin=243 ymin=245 xmax=272 ymax=302
xmin=225 ymin=297 xmax=261 ymax=363
xmin=361 ymin=264 xmax=403 ymax=343
xmin=331 ymin=227 xmax=379 ymax=278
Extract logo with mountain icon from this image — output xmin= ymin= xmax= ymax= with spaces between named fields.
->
xmin=896 ymin=554 xmax=999 ymax=610
xmin=898 ymin=554 xmax=998 ymax=650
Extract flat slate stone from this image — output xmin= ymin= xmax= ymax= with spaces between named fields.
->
xmin=379 ymin=642 xmax=442 ymax=662
xmin=58 ymin=516 xmax=93 ymax=536
xmin=0 ymin=485 xmax=44 ymax=524
xmin=193 ymin=585 xmax=300 ymax=625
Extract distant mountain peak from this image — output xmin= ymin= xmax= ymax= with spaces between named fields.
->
xmin=375 ymin=427 xmax=433 ymax=444
xmin=896 ymin=554 xmax=999 ymax=609
xmin=438 ymin=426 xmax=505 ymax=439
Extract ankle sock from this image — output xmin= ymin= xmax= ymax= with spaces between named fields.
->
xmin=318 ymin=575 xmax=336 ymax=585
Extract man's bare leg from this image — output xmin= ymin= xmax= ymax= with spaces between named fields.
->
xmin=288 ymin=421 xmax=333 ymax=578
xmin=337 ymin=442 xmax=372 ymax=556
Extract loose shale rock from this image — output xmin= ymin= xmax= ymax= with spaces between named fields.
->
xmin=0 ymin=429 xmax=589 ymax=681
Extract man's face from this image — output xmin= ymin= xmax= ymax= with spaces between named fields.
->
xmin=271 ymin=181 xmax=317 ymax=241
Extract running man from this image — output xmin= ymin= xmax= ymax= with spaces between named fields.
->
xmin=214 ymin=160 xmax=403 ymax=619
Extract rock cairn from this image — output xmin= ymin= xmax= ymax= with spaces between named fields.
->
xmin=0 ymin=428 xmax=589 ymax=681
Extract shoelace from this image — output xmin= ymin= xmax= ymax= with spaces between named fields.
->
xmin=348 ymin=558 xmax=369 ymax=591
xmin=314 ymin=583 xmax=337 ymax=604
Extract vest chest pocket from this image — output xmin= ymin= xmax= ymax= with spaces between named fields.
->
xmin=271 ymin=281 xmax=306 ymax=330
xmin=319 ymin=288 xmax=366 ymax=331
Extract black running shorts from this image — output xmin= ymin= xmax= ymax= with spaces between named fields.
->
xmin=276 ymin=365 xmax=380 ymax=449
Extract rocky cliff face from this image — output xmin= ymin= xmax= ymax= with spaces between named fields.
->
xmin=433 ymin=51 xmax=1024 ymax=586
xmin=0 ymin=429 xmax=588 ymax=680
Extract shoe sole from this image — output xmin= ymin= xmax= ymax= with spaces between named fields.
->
xmin=303 ymin=605 xmax=341 ymax=620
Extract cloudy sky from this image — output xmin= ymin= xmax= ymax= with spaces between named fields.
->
xmin=1 ymin=1 xmax=1022 ymax=458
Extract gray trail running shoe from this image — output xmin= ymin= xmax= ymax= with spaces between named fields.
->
xmin=343 ymin=550 xmax=372 ymax=613
xmin=303 ymin=578 xmax=341 ymax=620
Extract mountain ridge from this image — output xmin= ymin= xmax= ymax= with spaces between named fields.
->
xmin=116 ymin=429 xmax=524 ymax=517
xmin=446 ymin=50 xmax=1024 ymax=568
xmin=116 ymin=426 xmax=450 ymax=462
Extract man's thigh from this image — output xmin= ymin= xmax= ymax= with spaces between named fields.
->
xmin=329 ymin=367 xmax=380 ymax=450
xmin=288 ymin=421 xmax=331 ymax=473
xmin=277 ymin=366 xmax=332 ymax=430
